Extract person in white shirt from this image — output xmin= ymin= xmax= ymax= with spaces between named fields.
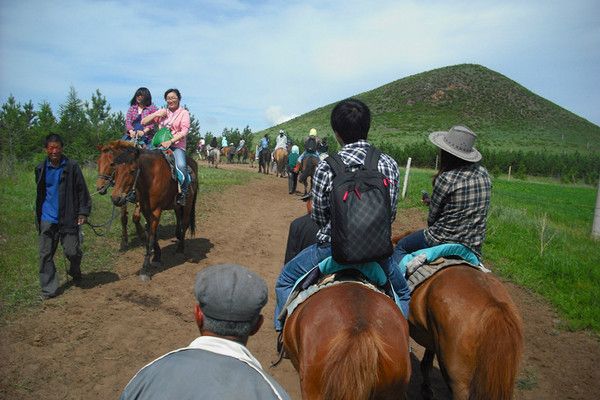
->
xmin=120 ymin=264 xmax=290 ymax=400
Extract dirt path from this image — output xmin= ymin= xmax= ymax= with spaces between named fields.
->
xmin=1 ymin=162 xmax=599 ymax=399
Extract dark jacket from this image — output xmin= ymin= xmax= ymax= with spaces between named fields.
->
xmin=284 ymin=214 xmax=319 ymax=264
xmin=35 ymin=156 xmax=92 ymax=234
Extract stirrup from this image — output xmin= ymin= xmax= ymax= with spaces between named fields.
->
xmin=271 ymin=331 xmax=288 ymax=367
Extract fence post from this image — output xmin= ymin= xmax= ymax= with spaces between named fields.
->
xmin=593 ymin=174 xmax=600 ymax=239
xmin=402 ymin=157 xmax=412 ymax=200
xmin=508 ymin=165 xmax=512 ymax=180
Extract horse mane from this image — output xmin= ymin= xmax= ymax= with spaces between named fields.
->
xmin=107 ymin=140 xmax=135 ymax=150
xmin=469 ymin=301 xmax=523 ymax=400
xmin=320 ymin=323 xmax=392 ymax=400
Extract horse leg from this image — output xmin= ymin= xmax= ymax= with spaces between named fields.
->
xmin=120 ymin=205 xmax=128 ymax=251
xmin=420 ymin=349 xmax=436 ymax=400
xmin=132 ymin=202 xmax=146 ymax=243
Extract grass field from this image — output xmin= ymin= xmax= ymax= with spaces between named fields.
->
xmin=400 ymin=168 xmax=600 ymax=332
xmin=1 ymin=162 xmax=599 ymax=333
xmin=0 ymin=163 xmax=258 ymax=320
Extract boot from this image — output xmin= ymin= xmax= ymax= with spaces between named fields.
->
xmin=177 ymin=182 xmax=188 ymax=206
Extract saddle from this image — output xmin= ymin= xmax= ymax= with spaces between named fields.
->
xmin=277 ymin=261 xmax=394 ymax=330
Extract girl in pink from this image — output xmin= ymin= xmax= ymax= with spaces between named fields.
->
xmin=142 ymin=88 xmax=191 ymax=205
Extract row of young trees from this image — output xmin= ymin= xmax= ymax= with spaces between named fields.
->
xmin=0 ymin=87 xmax=202 ymax=165
xmin=378 ymin=140 xmax=600 ymax=185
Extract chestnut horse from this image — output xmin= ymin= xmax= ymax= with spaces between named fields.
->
xmin=393 ymin=235 xmax=523 ymax=400
xmin=283 ymin=282 xmax=411 ymax=400
xmin=273 ymin=147 xmax=288 ymax=177
xmin=96 ymin=141 xmax=145 ymax=250
xmin=110 ymin=144 xmax=198 ymax=281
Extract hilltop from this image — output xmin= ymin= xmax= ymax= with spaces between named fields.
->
xmin=259 ymin=64 xmax=600 ymax=154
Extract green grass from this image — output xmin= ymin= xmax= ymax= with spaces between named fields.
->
xmin=400 ymin=168 xmax=600 ymax=332
xmin=0 ymin=163 xmax=259 ymax=321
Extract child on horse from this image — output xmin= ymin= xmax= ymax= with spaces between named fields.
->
xmin=297 ymin=128 xmax=320 ymax=164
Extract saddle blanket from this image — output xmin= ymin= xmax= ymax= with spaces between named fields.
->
xmin=399 ymin=243 xmax=491 ymax=292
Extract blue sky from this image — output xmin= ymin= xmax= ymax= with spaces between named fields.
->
xmin=1 ymin=0 xmax=599 ymax=136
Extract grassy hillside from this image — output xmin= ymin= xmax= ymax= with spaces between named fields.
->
xmin=260 ymin=64 xmax=600 ymax=154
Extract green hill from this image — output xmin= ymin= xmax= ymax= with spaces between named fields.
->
xmin=260 ymin=64 xmax=600 ymax=155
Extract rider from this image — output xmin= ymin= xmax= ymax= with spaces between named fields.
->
xmin=209 ymin=136 xmax=218 ymax=150
xmin=274 ymin=99 xmax=409 ymax=332
xmin=317 ymin=137 xmax=328 ymax=158
xmin=297 ymin=128 xmax=320 ymax=164
xmin=221 ymin=135 xmax=228 ymax=149
xmin=391 ymin=125 xmax=491 ymax=266
xmin=274 ymin=129 xmax=287 ymax=151
xmin=287 ymin=145 xmax=300 ymax=194
xmin=141 ymin=88 xmax=190 ymax=206
xmin=124 ymin=87 xmax=158 ymax=147
xmin=256 ymin=134 xmax=269 ymax=160
xmin=235 ymin=138 xmax=246 ymax=153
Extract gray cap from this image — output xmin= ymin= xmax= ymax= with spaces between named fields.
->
xmin=194 ymin=264 xmax=268 ymax=322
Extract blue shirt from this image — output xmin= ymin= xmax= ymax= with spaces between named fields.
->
xmin=41 ymin=158 xmax=65 ymax=223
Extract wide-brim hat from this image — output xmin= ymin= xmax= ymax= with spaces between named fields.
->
xmin=428 ymin=125 xmax=482 ymax=162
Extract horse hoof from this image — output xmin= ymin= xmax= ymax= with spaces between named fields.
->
xmin=150 ymin=260 xmax=162 ymax=267
xmin=139 ymin=273 xmax=151 ymax=282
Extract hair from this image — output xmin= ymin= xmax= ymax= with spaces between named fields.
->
xmin=130 ymin=87 xmax=152 ymax=107
xmin=164 ymin=88 xmax=181 ymax=101
xmin=202 ymin=314 xmax=260 ymax=338
xmin=44 ymin=133 xmax=64 ymax=147
xmin=330 ymin=98 xmax=371 ymax=143
xmin=433 ymin=149 xmax=474 ymax=185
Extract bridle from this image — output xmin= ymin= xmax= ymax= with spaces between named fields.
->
xmin=111 ymin=150 xmax=141 ymax=204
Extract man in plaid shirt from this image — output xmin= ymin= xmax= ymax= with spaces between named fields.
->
xmin=392 ymin=125 xmax=491 ymax=267
xmin=274 ymin=99 xmax=410 ymax=332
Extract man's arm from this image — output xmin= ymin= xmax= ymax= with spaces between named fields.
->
xmin=74 ymin=164 xmax=92 ymax=221
xmin=310 ymin=162 xmax=332 ymax=228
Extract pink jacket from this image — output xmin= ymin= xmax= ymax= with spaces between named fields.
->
xmin=155 ymin=107 xmax=190 ymax=150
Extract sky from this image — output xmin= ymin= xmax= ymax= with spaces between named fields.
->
xmin=1 ymin=0 xmax=599 ymax=136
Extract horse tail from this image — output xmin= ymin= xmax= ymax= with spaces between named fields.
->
xmin=321 ymin=325 xmax=391 ymax=400
xmin=469 ymin=301 xmax=523 ymax=400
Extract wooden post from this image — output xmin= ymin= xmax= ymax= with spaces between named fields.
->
xmin=435 ymin=155 xmax=438 ymax=171
xmin=402 ymin=157 xmax=412 ymax=200
xmin=593 ymin=174 xmax=600 ymax=239
xmin=508 ymin=165 xmax=512 ymax=180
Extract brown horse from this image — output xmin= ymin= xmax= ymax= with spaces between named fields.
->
xmin=273 ymin=147 xmax=288 ymax=177
xmin=110 ymin=144 xmax=198 ymax=281
xmin=96 ymin=141 xmax=145 ymax=251
xmin=393 ymin=235 xmax=524 ymax=400
xmin=298 ymin=155 xmax=319 ymax=194
xmin=235 ymin=145 xmax=249 ymax=164
xmin=283 ymin=281 xmax=411 ymax=400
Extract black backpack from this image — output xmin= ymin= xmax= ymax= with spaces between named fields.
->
xmin=305 ymin=137 xmax=317 ymax=152
xmin=325 ymin=147 xmax=393 ymax=264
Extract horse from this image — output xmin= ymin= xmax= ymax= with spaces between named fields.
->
xmin=393 ymin=234 xmax=524 ymax=400
xmin=236 ymin=145 xmax=249 ymax=164
xmin=298 ymin=155 xmax=319 ymax=195
xmin=207 ymin=147 xmax=220 ymax=168
xmin=258 ymin=147 xmax=271 ymax=174
xmin=96 ymin=141 xmax=145 ymax=251
xmin=283 ymin=280 xmax=411 ymax=399
xmin=273 ymin=147 xmax=288 ymax=177
xmin=110 ymin=144 xmax=198 ymax=281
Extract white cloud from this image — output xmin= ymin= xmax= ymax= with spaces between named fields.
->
xmin=265 ymin=105 xmax=298 ymax=126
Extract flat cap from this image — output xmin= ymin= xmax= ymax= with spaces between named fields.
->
xmin=195 ymin=264 xmax=268 ymax=322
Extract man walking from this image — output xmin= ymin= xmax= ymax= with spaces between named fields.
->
xmin=35 ymin=133 xmax=92 ymax=299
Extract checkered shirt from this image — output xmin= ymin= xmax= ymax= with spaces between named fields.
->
xmin=424 ymin=164 xmax=491 ymax=255
xmin=311 ymin=140 xmax=400 ymax=243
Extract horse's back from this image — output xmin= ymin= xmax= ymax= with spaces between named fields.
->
xmin=285 ymin=283 xmax=410 ymax=399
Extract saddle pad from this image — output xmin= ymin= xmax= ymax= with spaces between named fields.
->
xmin=285 ymin=280 xmax=381 ymax=318
xmin=406 ymin=256 xmax=490 ymax=292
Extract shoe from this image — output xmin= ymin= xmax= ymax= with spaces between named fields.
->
xmin=40 ymin=292 xmax=57 ymax=301
xmin=71 ymin=273 xmax=83 ymax=286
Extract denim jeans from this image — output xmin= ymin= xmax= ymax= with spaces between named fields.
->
xmin=274 ymin=242 xmax=412 ymax=330
xmin=391 ymin=229 xmax=429 ymax=269
xmin=172 ymin=147 xmax=188 ymax=188
xmin=274 ymin=243 xmax=332 ymax=330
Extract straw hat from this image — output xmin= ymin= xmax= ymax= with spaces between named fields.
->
xmin=428 ymin=125 xmax=482 ymax=162
xmin=309 ymin=128 xmax=317 ymax=137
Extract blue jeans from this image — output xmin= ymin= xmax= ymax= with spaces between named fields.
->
xmin=391 ymin=229 xmax=429 ymax=269
xmin=274 ymin=242 xmax=411 ymax=330
xmin=172 ymin=148 xmax=189 ymax=189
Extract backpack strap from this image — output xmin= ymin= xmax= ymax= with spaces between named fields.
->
xmin=325 ymin=153 xmax=346 ymax=178
xmin=364 ymin=146 xmax=382 ymax=171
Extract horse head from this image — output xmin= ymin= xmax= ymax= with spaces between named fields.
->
xmin=110 ymin=146 xmax=141 ymax=207
xmin=96 ymin=140 xmax=134 ymax=195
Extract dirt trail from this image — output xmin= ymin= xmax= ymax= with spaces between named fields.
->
xmin=1 ymin=162 xmax=599 ymax=399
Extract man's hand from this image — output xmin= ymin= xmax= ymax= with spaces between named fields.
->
xmin=77 ymin=215 xmax=87 ymax=225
